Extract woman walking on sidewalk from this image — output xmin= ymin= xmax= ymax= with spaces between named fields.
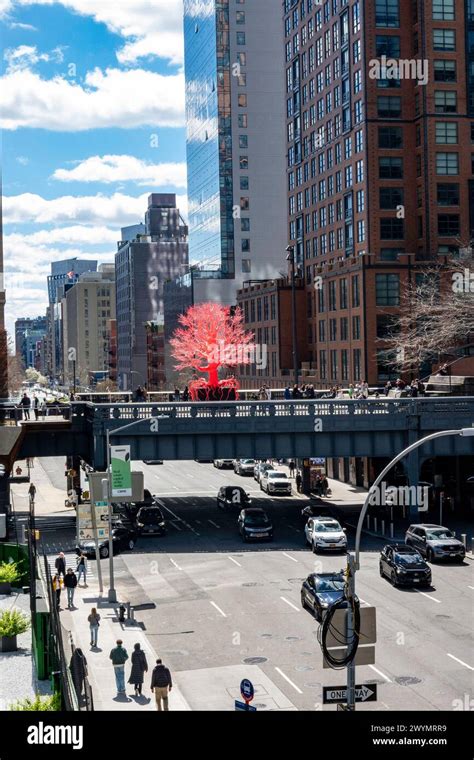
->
xmin=88 ymin=608 xmax=100 ymax=648
xmin=52 ymin=574 xmax=63 ymax=610
xmin=128 ymin=643 xmax=148 ymax=695
xmin=76 ymin=553 xmax=87 ymax=586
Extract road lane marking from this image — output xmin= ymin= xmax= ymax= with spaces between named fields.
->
xmin=280 ymin=596 xmax=300 ymax=612
xmin=369 ymin=665 xmax=392 ymax=683
xmin=468 ymin=586 xmax=474 ymax=590
xmin=170 ymin=521 xmax=182 ymax=531
xmin=358 ymin=598 xmax=370 ymax=606
xmin=210 ymin=601 xmax=227 ymax=618
xmin=282 ymin=552 xmax=298 ymax=563
xmin=195 ymin=520 xmax=202 ymax=524
xmin=170 ymin=558 xmax=181 ymax=570
xmin=228 ymin=556 xmax=242 ymax=567
xmin=172 ymin=486 xmax=180 ymax=491
xmin=156 ymin=500 xmax=201 ymax=536
xmin=447 ymin=653 xmax=474 ymax=671
xmin=208 ymin=520 xmax=220 ymax=528
xmin=414 ymin=590 xmax=441 ymax=603
xmin=274 ymin=667 xmax=303 ymax=694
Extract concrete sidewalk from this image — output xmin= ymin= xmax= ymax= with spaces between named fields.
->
xmin=60 ymin=584 xmax=190 ymax=711
xmin=11 ymin=457 xmax=73 ymax=517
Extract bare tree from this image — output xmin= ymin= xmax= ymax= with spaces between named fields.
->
xmin=377 ymin=250 xmax=474 ymax=375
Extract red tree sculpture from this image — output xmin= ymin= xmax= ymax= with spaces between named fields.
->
xmin=170 ymin=303 xmax=255 ymax=401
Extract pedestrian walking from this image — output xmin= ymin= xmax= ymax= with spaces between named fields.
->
xmin=64 ymin=568 xmax=78 ymax=609
xmin=40 ymin=398 xmax=46 ymax=419
xmin=28 ymin=483 xmax=36 ymax=503
xmin=295 ymin=471 xmax=302 ymax=493
xmin=54 ymin=551 xmax=66 ymax=577
xmin=182 ymin=385 xmax=189 ymax=402
xmin=52 ymin=574 xmax=63 ymax=610
xmin=128 ymin=643 xmax=148 ymax=696
xmin=33 ymin=395 xmax=40 ymax=421
xmin=19 ymin=392 xmax=31 ymax=420
xmin=150 ymin=658 xmax=173 ymax=711
xmin=88 ymin=608 xmax=100 ymax=648
xmin=284 ymin=386 xmax=291 ymax=400
xmin=76 ymin=553 xmax=87 ymax=586
xmin=110 ymin=640 xmax=129 ymax=694
xmin=289 ymin=459 xmax=296 ymax=478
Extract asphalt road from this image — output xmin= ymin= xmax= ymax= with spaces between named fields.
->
xmin=42 ymin=458 xmax=474 ymax=711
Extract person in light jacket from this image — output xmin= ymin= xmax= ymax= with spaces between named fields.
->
xmin=128 ymin=642 xmax=148 ymax=695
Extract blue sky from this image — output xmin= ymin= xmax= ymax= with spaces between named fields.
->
xmin=1 ymin=0 xmax=188 ymax=336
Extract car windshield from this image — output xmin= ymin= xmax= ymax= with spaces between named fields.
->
xmin=139 ymin=510 xmax=163 ymax=523
xmin=242 ymin=459 xmax=255 ymax=465
xmin=316 ymin=577 xmax=345 ymax=592
xmin=395 ymin=552 xmax=423 ymax=564
xmin=269 ymin=472 xmax=287 ymax=478
xmin=244 ymin=513 xmax=270 ymax=526
xmin=426 ymin=529 xmax=453 ymax=540
xmin=315 ymin=521 xmax=341 ymax=532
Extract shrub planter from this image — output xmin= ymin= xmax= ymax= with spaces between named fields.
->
xmin=0 ymin=635 xmax=17 ymax=652
xmin=0 ymin=582 xmax=11 ymax=595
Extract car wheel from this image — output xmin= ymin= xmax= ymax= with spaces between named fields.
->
xmin=391 ymin=570 xmax=398 ymax=587
xmin=128 ymin=539 xmax=135 ymax=550
xmin=99 ymin=546 xmax=109 ymax=559
xmin=379 ymin=563 xmax=384 ymax=577
xmin=301 ymin=592 xmax=307 ymax=609
xmin=456 ymin=556 xmax=465 ymax=564
xmin=312 ymin=541 xmax=318 ymax=554
xmin=427 ymin=548 xmax=434 ymax=563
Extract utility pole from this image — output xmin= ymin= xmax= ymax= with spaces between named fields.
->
xmin=345 ymin=553 xmax=356 ymax=710
xmin=286 ymin=245 xmax=299 ymax=388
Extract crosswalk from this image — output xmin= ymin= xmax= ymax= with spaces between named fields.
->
xmin=46 ymin=551 xmax=96 ymax=581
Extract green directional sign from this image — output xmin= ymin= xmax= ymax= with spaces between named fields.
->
xmin=110 ymin=445 xmax=132 ymax=497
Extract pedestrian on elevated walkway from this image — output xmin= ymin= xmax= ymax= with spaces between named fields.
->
xmin=110 ymin=640 xmax=129 ymax=694
xmin=150 ymin=659 xmax=173 ymax=711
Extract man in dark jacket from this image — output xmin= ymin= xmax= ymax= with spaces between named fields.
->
xmin=54 ymin=552 xmax=66 ymax=577
xmin=150 ymin=659 xmax=173 ymax=711
xmin=109 ymin=640 xmax=129 ymax=694
xmin=64 ymin=568 xmax=78 ymax=609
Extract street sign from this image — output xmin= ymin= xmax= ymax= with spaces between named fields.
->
xmin=88 ymin=471 xmax=144 ymax=504
xmin=110 ymin=445 xmax=132 ymax=497
xmin=323 ymin=684 xmax=377 ymax=705
xmin=240 ymin=679 xmax=254 ymax=703
xmin=235 ymin=700 xmax=257 ymax=712
xmin=325 ymin=607 xmax=377 ymax=648
xmin=77 ymin=502 xmax=109 ymax=541
xmin=323 ymin=645 xmax=375 ymax=668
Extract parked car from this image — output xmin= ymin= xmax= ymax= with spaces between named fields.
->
xmin=304 ymin=517 xmax=347 ymax=553
xmin=238 ymin=508 xmax=273 ymax=542
xmin=136 ymin=505 xmax=167 ymax=536
xmin=260 ymin=470 xmax=292 ymax=495
xmin=301 ymin=572 xmax=356 ymax=621
xmin=217 ymin=486 xmax=251 ymax=510
xmin=405 ymin=523 xmax=465 ymax=562
xmin=379 ymin=544 xmax=432 ymax=587
xmin=233 ymin=459 xmax=256 ymax=476
xmin=254 ymin=462 xmax=274 ymax=482
xmin=115 ymin=489 xmax=155 ymax=520
xmin=213 ymin=459 xmax=234 ymax=469
xmin=76 ymin=522 xmax=138 ymax=559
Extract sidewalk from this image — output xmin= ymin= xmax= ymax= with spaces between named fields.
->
xmin=61 ymin=584 xmax=190 ymax=711
xmin=11 ymin=457 xmax=73 ymax=517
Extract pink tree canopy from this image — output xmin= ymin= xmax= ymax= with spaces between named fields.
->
xmin=170 ymin=303 xmax=255 ymax=388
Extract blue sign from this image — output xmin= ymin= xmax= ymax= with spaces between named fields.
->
xmin=235 ymin=700 xmax=257 ymax=712
xmin=240 ymin=679 xmax=254 ymax=702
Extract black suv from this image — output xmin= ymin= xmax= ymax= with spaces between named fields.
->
xmin=217 ymin=486 xmax=251 ymax=510
xmin=405 ymin=523 xmax=465 ymax=563
xmin=238 ymin=508 xmax=273 ymax=542
xmin=136 ymin=505 xmax=166 ymax=536
xmin=379 ymin=544 xmax=432 ymax=587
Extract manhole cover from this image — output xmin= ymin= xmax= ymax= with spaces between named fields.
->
xmin=296 ymin=665 xmax=315 ymax=672
xmin=285 ymin=636 xmax=301 ymax=641
xmin=435 ymin=614 xmax=451 ymax=620
xmin=242 ymin=582 xmax=263 ymax=587
xmin=261 ymin=633 xmax=273 ymax=639
xmin=243 ymin=657 xmax=268 ymax=665
xmin=394 ymin=676 xmax=422 ymax=686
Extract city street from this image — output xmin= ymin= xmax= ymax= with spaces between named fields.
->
xmin=39 ymin=458 xmax=474 ymax=712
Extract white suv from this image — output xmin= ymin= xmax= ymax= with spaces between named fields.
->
xmin=261 ymin=470 xmax=292 ymax=495
xmin=305 ymin=517 xmax=347 ymax=553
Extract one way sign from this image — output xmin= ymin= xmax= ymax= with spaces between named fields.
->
xmin=323 ymin=684 xmax=377 ymax=704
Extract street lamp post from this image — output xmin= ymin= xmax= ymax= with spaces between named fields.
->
xmin=286 ymin=245 xmax=299 ymax=388
xmin=104 ymin=414 xmax=162 ymax=603
xmin=345 ymin=426 xmax=474 ymax=710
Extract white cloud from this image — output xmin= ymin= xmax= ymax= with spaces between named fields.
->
xmin=3 ymin=191 xmax=188 ymax=225
xmin=1 ymin=0 xmax=184 ymax=65
xmin=8 ymin=20 xmax=37 ymax=30
xmin=52 ymin=155 xmax=187 ymax=187
xmin=0 ymin=67 xmax=185 ymax=131
xmin=4 ymin=44 xmax=64 ymax=72
xmin=5 ymin=226 xmax=119 ymax=246
xmin=16 ymin=155 xmax=29 ymax=165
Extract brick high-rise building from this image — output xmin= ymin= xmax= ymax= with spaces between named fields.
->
xmin=285 ymin=0 xmax=474 ymax=387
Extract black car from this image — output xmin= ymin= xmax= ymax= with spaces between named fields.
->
xmin=217 ymin=486 xmax=252 ymax=510
xmin=238 ymin=508 xmax=273 ymax=542
xmin=379 ymin=544 xmax=432 ymax=588
xmin=116 ymin=489 xmax=155 ymax=520
xmin=136 ymin=505 xmax=166 ymax=536
xmin=301 ymin=572 xmax=355 ymax=621
xmin=76 ymin=523 xmax=138 ymax=559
